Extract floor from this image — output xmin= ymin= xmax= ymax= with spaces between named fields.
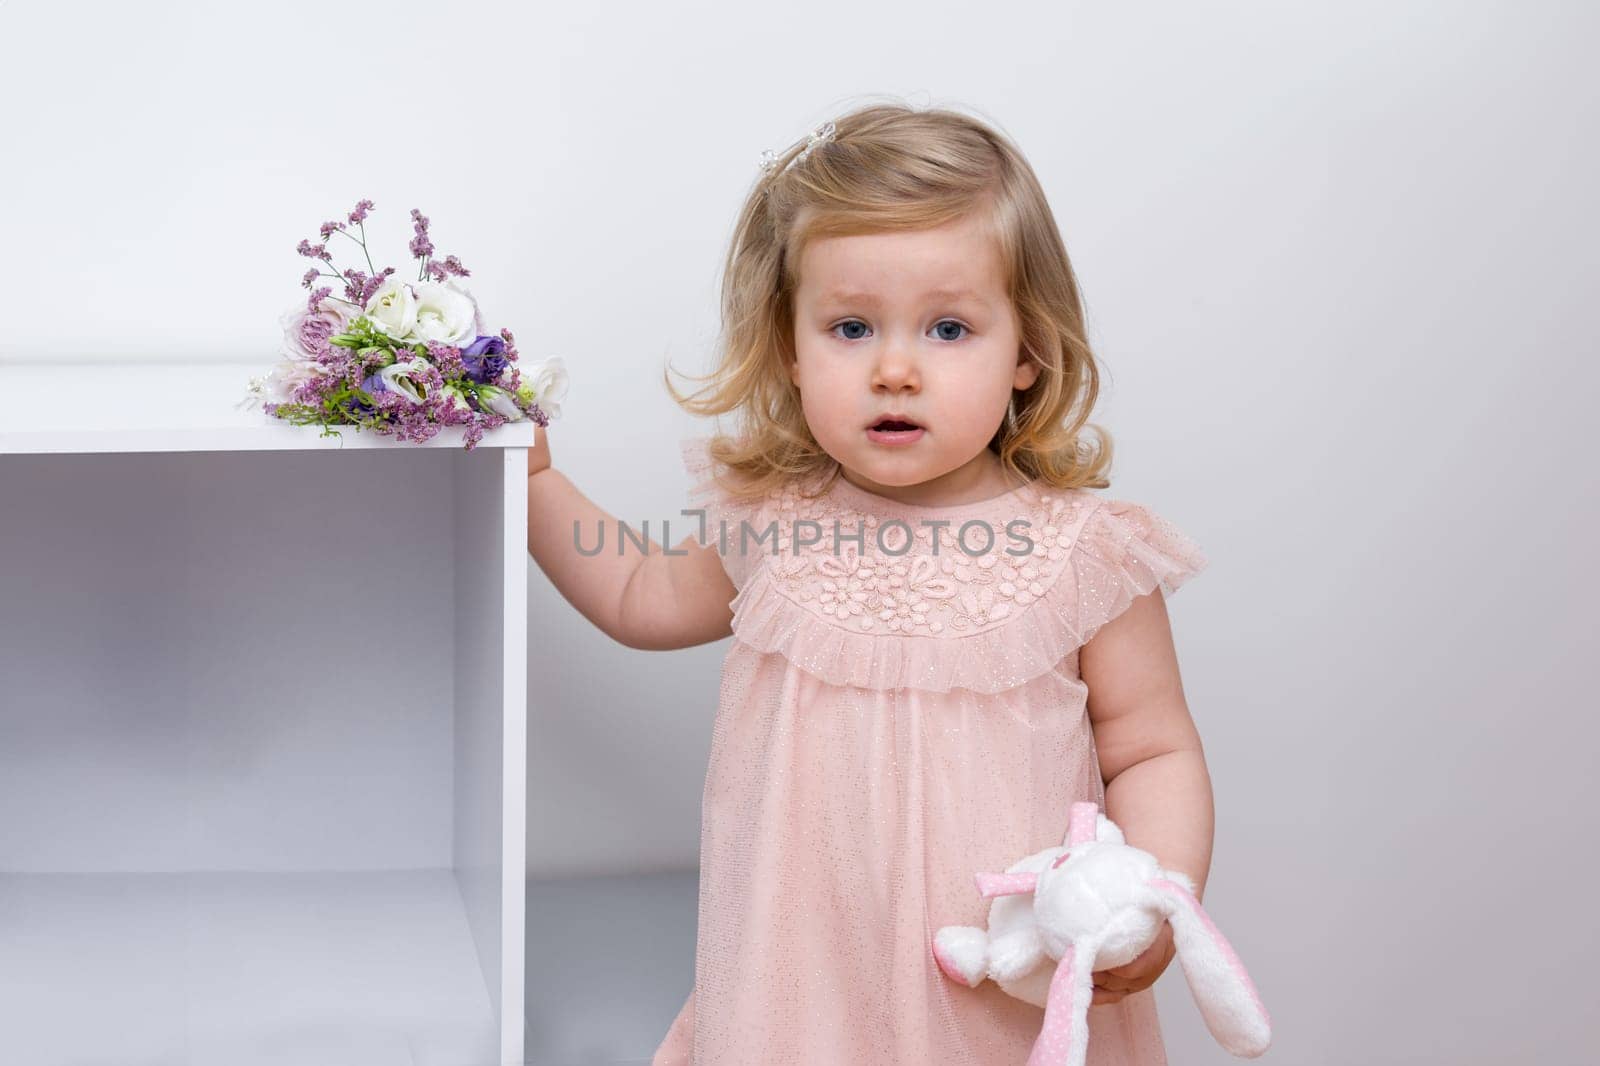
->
xmin=0 ymin=868 xmax=698 ymax=1066
xmin=524 ymin=870 xmax=698 ymax=1066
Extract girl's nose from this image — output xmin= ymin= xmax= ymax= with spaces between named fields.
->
xmin=871 ymin=339 xmax=920 ymax=392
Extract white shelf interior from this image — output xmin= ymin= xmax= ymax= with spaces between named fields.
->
xmin=0 ymin=400 xmax=528 ymax=1066
xmin=1 ymin=870 xmax=497 ymax=1066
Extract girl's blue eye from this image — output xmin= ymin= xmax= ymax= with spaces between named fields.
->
xmin=829 ymin=319 xmax=970 ymax=342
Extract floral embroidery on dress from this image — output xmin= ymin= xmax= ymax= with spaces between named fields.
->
xmin=757 ymin=478 xmax=1093 ymax=640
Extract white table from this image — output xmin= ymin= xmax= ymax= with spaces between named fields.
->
xmin=0 ymin=362 xmax=530 ymax=1066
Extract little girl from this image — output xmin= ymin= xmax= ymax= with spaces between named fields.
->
xmin=526 ymin=103 xmax=1216 ymax=1065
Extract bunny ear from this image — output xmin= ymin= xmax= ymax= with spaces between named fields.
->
xmin=1149 ymin=878 xmax=1272 ymax=1057
xmin=975 ymin=871 xmax=1039 ymax=898
xmin=1067 ymin=802 xmax=1099 ymax=846
xmin=1024 ymin=940 xmax=1097 ymax=1066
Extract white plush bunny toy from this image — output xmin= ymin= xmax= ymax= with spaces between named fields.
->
xmin=933 ymin=801 xmax=1272 ymax=1066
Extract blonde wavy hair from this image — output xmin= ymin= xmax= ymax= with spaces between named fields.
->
xmin=664 ymin=100 xmax=1114 ymax=505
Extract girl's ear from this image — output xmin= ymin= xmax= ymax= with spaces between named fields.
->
xmin=1013 ymin=353 xmax=1040 ymax=390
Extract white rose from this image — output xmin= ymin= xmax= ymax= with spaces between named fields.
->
xmin=378 ymin=359 xmax=431 ymax=404
xmin=444 ymin=277 xmax=487 ymax=337
xmin=517 ymin=357 xmax=569 ymax=420
xmin=365 ymin=277 xmax=418 ymax=341
xmin=410 ymin=280 xmax=479 ymax=346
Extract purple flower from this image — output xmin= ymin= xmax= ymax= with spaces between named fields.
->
xmin=306 ymin=286 xmax=333 ymax=313
xmin=463 ymin=335 xmax=505 ymax=358
xmin=318 ymin=219 xmax=345 ymax=239
xmin=460 ymin=334 xmax=508 ymax=384
xmin=361 ymin=372 xmax=388 ymax=396
xmin=296 ymin=239 xmax=333 ymax=263
xmin=301 ymin=268 xmax=319 ymax=288
xmin=341 ymin=393 xmax=378 ymax=420
xmin=409 ymin=208 xmax=434 ymax=259
xmin=441 ymin=255 xmax=470 ymax=277
xmin=348 ymin=199 xmax=375 ymax=225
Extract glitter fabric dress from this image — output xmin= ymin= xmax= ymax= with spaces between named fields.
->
xmin=651 ymin=437 xmax=1209 ymax=1066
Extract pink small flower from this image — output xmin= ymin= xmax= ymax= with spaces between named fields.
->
xmin=409 ymin=207 xmax=435 ymax=259
xmin=358 ymin=267 xmax=395 ymax=306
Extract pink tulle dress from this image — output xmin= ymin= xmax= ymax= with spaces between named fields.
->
xmin=652 ymin=437 xmax=1209 ymax=1066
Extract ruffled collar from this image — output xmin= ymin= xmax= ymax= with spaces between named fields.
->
xmin=679 ymin=436 xmax=1209 ymax=695
xmin=819 ymin=466 xmax=1046 ymax=520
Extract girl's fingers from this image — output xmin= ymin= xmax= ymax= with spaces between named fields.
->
xmin=1093 ymin=971 xmax=1132 ymax=992
xmin=527 ymin=424 xmax=552 ymax=478
xmin=1093 ymin=971 xmax=1143 ymax=1004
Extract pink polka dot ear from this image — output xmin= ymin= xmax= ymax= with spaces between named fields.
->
xmin=974 ymin=871 xmax=1039 ymax=898
xmin=1025 ymin=941 xmax=1093 ymax=1066
xmin=1150 ymin=877 xmax=1273 ymax=1056
xmin=1067 ymin=801 xmax=1099 ymax=846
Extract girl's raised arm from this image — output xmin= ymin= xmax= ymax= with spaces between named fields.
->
xmin=525 ymin=426 xmax=735 ymax=651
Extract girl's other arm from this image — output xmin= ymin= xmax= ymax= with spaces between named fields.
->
xmin=525 ymin=426 xmax=735 ymax=650
xmin=1080 ymin=589 xmax=1215 ymax=900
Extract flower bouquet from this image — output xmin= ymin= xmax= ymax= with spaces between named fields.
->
xmin=243 ymin=199 xmax=567 ymax=450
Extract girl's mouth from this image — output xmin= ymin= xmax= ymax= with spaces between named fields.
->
xmin=866 ymin=418 xmax=925 ymax=445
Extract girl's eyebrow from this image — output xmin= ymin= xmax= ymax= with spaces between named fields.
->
xmin=820 ymin=287 xmax=986 ymax=305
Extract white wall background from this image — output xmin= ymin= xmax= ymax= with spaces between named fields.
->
xmin=3 ymin=1 xmax=1595 ymax=1061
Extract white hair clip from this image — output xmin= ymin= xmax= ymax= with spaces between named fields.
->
xmin=759 ymin=120 xmax=837 ymax=177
